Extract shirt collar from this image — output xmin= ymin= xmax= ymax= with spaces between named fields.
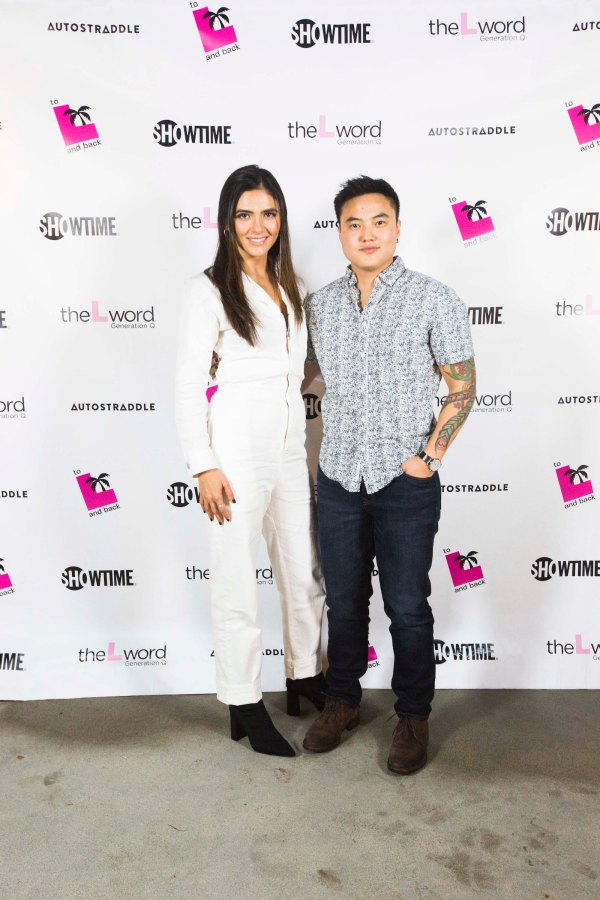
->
xmin=345 ymin=255 xmax=406 ymax=290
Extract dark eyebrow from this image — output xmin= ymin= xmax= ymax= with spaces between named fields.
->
xmin=236 ymin=207 xmax=279 ymax=214
xmin=344 ymin=212 xmax=390 ymax=223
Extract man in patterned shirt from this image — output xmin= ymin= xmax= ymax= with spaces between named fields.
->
xmin=303 ymin=175 xmax=475 ymax=774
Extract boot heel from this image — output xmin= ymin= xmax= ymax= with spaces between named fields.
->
xmin=230 ymin=708 xmax=246 ymax=741
xmin=286 ymin=688 xmax=301 ymax=717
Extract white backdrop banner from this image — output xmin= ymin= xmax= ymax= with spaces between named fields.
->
xmin=1 ymin=0 xmax=599 ymax=699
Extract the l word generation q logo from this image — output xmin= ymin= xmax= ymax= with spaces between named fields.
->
xmin=434 ymin=639 xmax=496 ymax=664
xmin=0 ymin=397 xmax=26 ymax=420
xmin=191 ymin=5 xmax=240 ymax=60
xmin=291 ymin=19 xmax=371 ymax=48
xmin=444 ymin=549 xmax=485 ymax=592
xmin=62 ymin=566 xmax=135 ymax=591
xmin=450 ymin=198 xmax=496 ymax=246
xmin=435 ymin=390 xmax=512 ymax=414
xmin=547 ymin=635 xmax=600 ymax=660
xmin=51 ymin=100 xmax=101 ymax=152
xmin=429 ymin=13 xmax=526 ymax=41
xmin=531 ymin=556 xmax=600 ymax=581
xmin=554 ymin=462 xmax=595 ymax=509
xmin=153 ymin=119 xmax=232 ymax=147
xmin=171 ymin=211 xmax=218 ymax=230
xmin=566 ymin=100 xmax=600 ymax=151
xmin=555 ymin=295 xmax=600 ymax=318
xmin=546 ymin=208 xmax=600 ymax=236
xmin=0 ymin=558 xmax=15 ymax=596
xmin=61 ymin=300 xmax=155 ymax=329
xmin=288 ymin=114 xmax=382 ymax=146
xmin=40 ymin=212 xmax=117 ymax=240
xmin=78 ymin=641 xmax=167 ymax=666
xmin=74 ymin=470 xmax=120 ymax=517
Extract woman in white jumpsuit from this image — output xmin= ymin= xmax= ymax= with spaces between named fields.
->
xmin=175 ymin=165 xmax=325 ymax=757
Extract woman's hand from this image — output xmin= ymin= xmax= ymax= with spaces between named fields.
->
xmin=197 ymin=469 xmax=235 ymax=523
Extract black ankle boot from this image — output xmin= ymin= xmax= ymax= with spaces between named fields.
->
xmin=286 ymin=672 xmax=327 ymax=716
xmin=229 ymin=700 xmax=295 ymax=757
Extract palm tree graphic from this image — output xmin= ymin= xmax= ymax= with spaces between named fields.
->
xmin=461 ymin=201 xmax=487 ymax=221
xmin=64 ymin=106 xmax=92 ymax=126
xmin=565 ymin=465 xmax=589 ymax=485
xmin=456 ymin=551 xmax=478 ymax=570
xmin=577 ymin=104 xmax=600 ymax=125
xmin=203 ymin=6 xmax=230 ymax=29
xmin=86 ymin=473 xmax=111 ymax=493
xmin=0 ymin=559 xmax=5 ymax=573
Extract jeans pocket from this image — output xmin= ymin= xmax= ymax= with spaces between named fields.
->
xmin=402 ymin=471 xmax=436 ymax=485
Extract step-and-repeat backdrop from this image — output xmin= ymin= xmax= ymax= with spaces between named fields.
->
xmin=1 ymin=1 xmax=599 ymax=699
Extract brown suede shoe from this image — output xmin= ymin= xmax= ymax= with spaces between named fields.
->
xmin=387 ymin=715 xmax=429 ymax=775
xmin=302 ymin=697 xmax=360 ymax=752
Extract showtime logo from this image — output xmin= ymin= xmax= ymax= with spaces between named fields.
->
xmin=291 ymin=19 xmax=371 ymax=48
xmin=61 ymin=566 xmax=135 ymax=591
xmin=367 ymin=645 xmax=380 ymax=669
xmin=167 ymin=481 xmax=200 ymax=508
xmin=288 ymin=114 xmax=382 ymax=145
xmin=546 ymin=208 xmax=600 ymax=236
xmin=61 ymin=301 xmax=155 ymax=329
xmin=547 ymin=635 xmax=600 ymax=659
xmin=450 ymin=198 xmax=495 ymax=244
xmin=78 ymin=641 xmax=167 ymax=666
xmin=566 ymin=101 xmax=600 ymax=149
xmin=434 ymin=639 xmax=496 ymax=663
xmin=428 ymin=13 xmax=525 ymax=40
xmin=531 ymin=557 xmax=600 ymax=581
xmin=444 ymin=549 xmax=485 ymax=591
xmin=0 ymin=558 xmax=14 ymax=596
xmin=192 ymin=5 xmax=240 ymax=59
xmin=51 ymin=100 xmax=100 ymax=151
xmin=39 ymin=212 xmax=117 ymax=240
xmin=74 ymin=470 xmax=120 ymax=516
xmin=303 ymin=393 xmax=322 ymax=420
xmin=0 ymin=651 xmax=25 ymax=671
xmin=554 ymin=462 xmax=595 ymax=507
xmin=153 ymin=119 xmax=232 ymax=147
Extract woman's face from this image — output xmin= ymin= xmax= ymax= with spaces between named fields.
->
xmin=233 ymin=189 xmax=280 ymax=263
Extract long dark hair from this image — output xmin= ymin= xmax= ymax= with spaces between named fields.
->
xmin=205 ymin=165 xmax=303 ymax=345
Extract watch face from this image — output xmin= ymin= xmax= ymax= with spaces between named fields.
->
xmin=429 ymin=458 xmax=442 ymax=472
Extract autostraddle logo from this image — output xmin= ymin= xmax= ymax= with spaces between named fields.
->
xmin=40 ymin=212 xmax=117 ymax=240
xmin=573 ymin=21 xmax=600 ymax=32
xmin=292 ymin=19 xmax=371 ymax=48
xmin=367 ymin=645 xmax=380 ymax=669
xmin=566 ymin=101 xmax=600 ymax=149
xmin=441 ymin=482 xmax=508 ymax=494
xmin=434 ymin=639 xmax=496 ymax=664
xmin=74 ymin=470 xmax=120 ymax=516
xmin=70 ymin=402 xmax=156 ymax=413
xmin=0 ymin=558 xmax=15 ymax=596
xmin=546 ymin=208 xmax=600 ymax=236
xmin=531 ymin=557 xmax=600 ymax=581
xmin=78 ymin=641 xmax=167 ymax=666
xmin=171 ymin=210 xmax=218 ymax=229
xmin=1 ymin=490 xmax=28 ymax=500
xmin=429 ymin=13 xmax=525 ymax=41
xmin=554 ymin=463 xmax=595 ymax=507
xmin=62 ymin=566 xmax=135 ymax=591
xmin=558 ymin=395 xmax=600 ymax=405
xmin=451 ymin=198 xmax=496 ymax=244
xmin=192 ymin=5 xmax=240 ymax=59
xmin=288 ymin=115 xmax=382 ymax=145
xmin=429 ymin=125 xmax=515 ymax=138
xmin=0 ymin=397 xmax=26 ymax=419
xmin=167 ymin=481 xmax=200 ymax=508
xmin=314 ymin=219 xmax=338 ymax=229
xmin=153 ymin=119 xmax=232 ymax=147
xmin=51 ymin=101 xmax=101 ymax=151
xmin=444 ymin=549 xmax=485 ymax=591
xmin=547 ymin=635 xmax=600 ymax=660
xmin=47 ymin=22 xmax=140 ymax=35
xmin=0 ymin=652 xmax=25 ymax=671
xmin=303 ymin=393 xmax=322 ymax=420
xmin=60 ymin=301 xmax=155 ymax=329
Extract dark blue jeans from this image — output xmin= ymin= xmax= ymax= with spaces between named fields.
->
xmin=317 ymin=466 xmax=441 ymax=719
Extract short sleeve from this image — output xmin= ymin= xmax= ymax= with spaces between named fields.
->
xmin=429 ymin=285 xmax=474 ymax=366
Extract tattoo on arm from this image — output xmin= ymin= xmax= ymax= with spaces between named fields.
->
xmin=434 ymin=358 xmax=476 ymax=454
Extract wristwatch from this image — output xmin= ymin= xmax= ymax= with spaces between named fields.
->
xmin=417 ymin=449 xmax=442 ymax=472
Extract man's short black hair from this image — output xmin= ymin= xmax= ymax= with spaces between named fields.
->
xmin=334 ymin=175 xmax=400 ymax=223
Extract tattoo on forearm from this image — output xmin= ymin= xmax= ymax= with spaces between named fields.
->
xmin=435 ymin=358 xmax=476 ymax=454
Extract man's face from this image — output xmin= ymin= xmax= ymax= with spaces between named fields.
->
xmin=337 ymin=193 xmax=400 ymax=274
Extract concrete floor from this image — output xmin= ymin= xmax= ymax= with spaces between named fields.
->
xmin=1 ymin=690 xmax=599 ymax=900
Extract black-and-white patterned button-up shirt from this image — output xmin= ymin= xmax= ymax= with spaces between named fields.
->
xmin=306 ymin=256 xmax=474 ymax=493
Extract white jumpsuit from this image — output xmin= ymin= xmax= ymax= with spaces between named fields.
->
xmin=175 ymin=272 xmax=325 ymax=705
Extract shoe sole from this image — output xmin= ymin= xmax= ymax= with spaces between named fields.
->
xmin=386 ymin=755 xmax=427 ymax=776
xmin=302 ymin=717 xmax=360 ymax=753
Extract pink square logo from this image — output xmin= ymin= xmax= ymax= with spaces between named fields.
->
xmin=76 ymin=472 xmax=118 ymax=511
xmin=445 ymin=550 xmax=484 ymax=587
xmin=193 ymin=6 xmax=238 ymax=52
xmin=452 ymin=200 xmax=495 ymax=240
xmin=0 ymin=570 xmax=13 ymax=590
xmin=555 ymin=464 xmax=594 ymax=502
xmin=367 ymin=645 xmax=378 ymax=662
xmin=568 ymin=104 xmax=600 ymax=146
xmin=53 ymin=104 xmax=98 ymax=147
